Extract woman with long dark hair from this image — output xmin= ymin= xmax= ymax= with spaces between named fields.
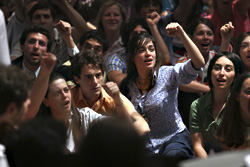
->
xmin=120 ymin=22 xmax=205 ymax=158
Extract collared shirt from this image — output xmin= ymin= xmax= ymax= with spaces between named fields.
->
xmin=22 ymin=61 xmax=41 ymax=78
xmin=107 ymin=52 xmax=127 ymax=73
xmin=70 ymin=86 xmax=135 ymax=116
xmin=66 ymin=107 xmax=106 ymax=152
xmin=104 ymin=36 xmax=125 ymax=64
xmin=190 ymin=91 xmax=225 ymax=152
xmin=128 ymin=60 xmax=200 ymax=154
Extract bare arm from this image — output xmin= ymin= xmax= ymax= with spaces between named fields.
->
xmin=25 ymin=53 xmax=57 ymax=119
xmin=146 ymin=12 xmax=171 ymax=65
xmin=107 ymin=71 xmax=127 ymax=87
xmin=179 ymin=81 xmax=210 ymax=93
xmin=51 ymin=0 xmax=95 ymax=42
xmin=103 ymin=82 xmax=150 ymax=136
xmin=219 ymin=22 xmax=234 ymax=52
xmin=166 ymin=22 xmax=205 ymax=69
xmin=191 ymin=132 xmax=208 ymax=158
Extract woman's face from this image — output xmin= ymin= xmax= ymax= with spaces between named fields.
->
xmin=238 ymin=78 xmax=250 ymax=126
xmin=211 ymin=56 xmax=235 ymax=90
xmin=191 ymin=23 xmax=214 ymax=58
xmin=239 ymin=36 xmax=250 ymax=71
xmin=102 ymin=4 xmax=123 ymax=33
xmin=43 ymin=78 xmax=71 ymax=121
xmin=133 ymin=40 xmax=156 ymax=74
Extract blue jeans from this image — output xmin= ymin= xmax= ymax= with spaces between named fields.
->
xmin=159 ymin=128 xmax=195 ymax=159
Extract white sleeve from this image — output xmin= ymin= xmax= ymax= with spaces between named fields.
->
xmin=0 ymin=10 xmax=10 ymax=65
xmin=67 ymin=44 xmax=79 ymax=57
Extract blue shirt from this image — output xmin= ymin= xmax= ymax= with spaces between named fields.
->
xmin=107 ymin=52 xmax=127 ymax=73
xmin=128 ymin=60 xmax=201 ymax=154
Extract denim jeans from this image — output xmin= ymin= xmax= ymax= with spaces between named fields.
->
xmin=159 ymin=128 xmax=195 ymax=159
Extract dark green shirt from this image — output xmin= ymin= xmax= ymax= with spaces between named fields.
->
xmin=189 ymin=91 xmax=224 ymax=152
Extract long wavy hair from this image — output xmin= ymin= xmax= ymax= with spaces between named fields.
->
xmin=216 ymin=72 xmax=250 ymax=147
xmin=120 ymin=33 xmax=160 ymax=96
xmin=39 ymin=72 xmax=83 ymax=150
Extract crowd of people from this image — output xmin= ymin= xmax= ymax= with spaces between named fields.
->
xmin=0 ymin=0 xmax=250 ymax=166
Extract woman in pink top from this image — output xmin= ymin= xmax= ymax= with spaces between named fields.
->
xmin=206 ymin=0 xmax=250 ymax=46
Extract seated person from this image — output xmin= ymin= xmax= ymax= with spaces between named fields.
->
xmin=70 ymin=50 xmax=150 ymax=137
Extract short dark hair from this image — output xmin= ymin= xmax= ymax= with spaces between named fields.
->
xmin=79 ymin=30 xmax=109 ymax=53
xmin=20 ymin=25 xmax=51 ymax=51
xmin=71 ymin=50 xmax=106 ymax=79
xmin=134 ymin=0 xmax=162 ymax=15
xmin=4 ymin=117 xmax=67 ymax=167
xmin=0 ymin=65 xmax=34 ymax=116
xmin=28 ymin=2 xmax=56 ymax=21
xmin=188 ymin=17 xmax=214 ymax=37
xmin=121 ymin=17 xmax=151 ymax=48
xmin=207 ymin=52 xmax=245 ymax=89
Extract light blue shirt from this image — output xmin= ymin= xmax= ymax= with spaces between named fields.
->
xmin=128 ymin=60 xmax=201 ymax=154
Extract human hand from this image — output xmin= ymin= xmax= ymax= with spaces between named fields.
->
xmin=40 ymin=52 xmax=57 ymax=73
xmin=146 ymin=11 xmax=161 ymax=27
xmin=102 ymin=82 xmax=122 ymax=105
xmin=55 ymin=20 xmax=72 ymax=40
xmin=220 ymin=22 xmax=234 ymax=42
xmin=165 ymin=22 xmax=184 ymax=37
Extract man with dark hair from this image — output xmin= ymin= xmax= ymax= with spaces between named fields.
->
xmin=11 ymin=1 xmax=89 ymax=68
xmin=12 ymin=25 xmax=51 ymax=77
xmin=78 ymin=30 xmax=109 ymax=56
xmin=0 ymin=65 xmax=33 ymax=167
xmin=70 ymin=51 xmax=150 ymax=137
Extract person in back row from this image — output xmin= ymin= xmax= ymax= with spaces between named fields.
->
xmin=70 ymin=50 xmax=150 ymax=137
xmin=12 ymin=25 xmax=51 ymax=78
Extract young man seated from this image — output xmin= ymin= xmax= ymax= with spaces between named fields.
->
xmin=70 ymin=51 xmax=150 ymax=136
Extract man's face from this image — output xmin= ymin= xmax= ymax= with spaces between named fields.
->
xmin=21 ymin=32 xmax=48 ymax=71
xmin=140 ymin=2 xmax=161 ymax=17
xmin=74 ymin=64 xmax=103 ymax=100
xmin=81 ymin=38 xmax=104 ymax=56
xmin=31 ymin=9 xmax=54 ymax=32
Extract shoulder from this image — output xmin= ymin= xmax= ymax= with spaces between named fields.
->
xmin=11 ymin=56 xmax=24 ymax=66
xmin=78 ymin=107 xmax=105 ymax=120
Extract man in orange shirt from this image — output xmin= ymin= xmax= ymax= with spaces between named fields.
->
xmin=70 ymin=50 xmax=150 ymax=136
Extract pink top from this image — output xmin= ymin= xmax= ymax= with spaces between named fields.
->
xmin=206 ymin=1 xmax=250 ymax=46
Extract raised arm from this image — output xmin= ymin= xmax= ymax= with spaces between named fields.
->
xmin=219 ymin=22 xmax=234 ymax=52
xmin=25 ymin=53 xmax=57 ymax=119
xmin=146 ymin=12 xmax=171 ymax=65
xmin=166 ymin=22 xmax=205 ymax=69
xmin=102 ymin=82 xmax=150 ymax=136
xmin=51 ymin=0 xmax=95 ymax=42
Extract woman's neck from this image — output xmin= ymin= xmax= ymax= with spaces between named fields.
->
xmin=213 ymin=88 xmax=230 ymax=104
